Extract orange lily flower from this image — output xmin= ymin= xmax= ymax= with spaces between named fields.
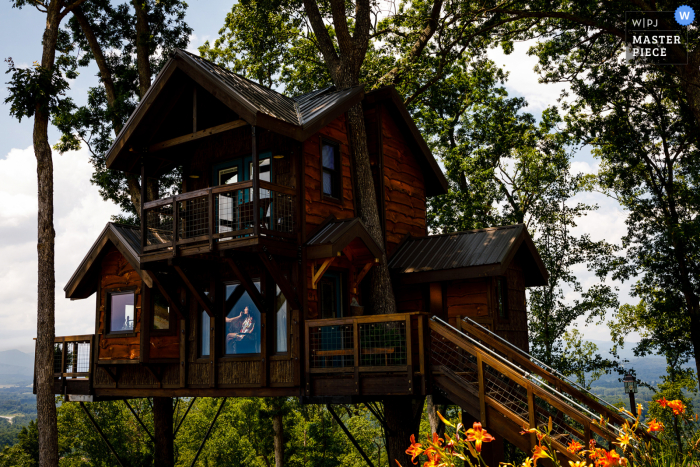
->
xmin=532 ymin=445 xmax=551 ymax=465
xmin=431 ymin=432 xmax=444 ymax=447
xmin=594 ymin=449 xmax=623 ymax=467
xmin=615 ymin=433 xmax=632 ymax=451
xmin=646 ymin=418 xmax=664 ymax=432
xmin=465 ymin=422 xmax=495 ymax=453
xmin=422 ymin=449 xmax=442 ymax=467
xmin=567 ymin=440 xmax=584 ymax=454
xmin=405 ymin=434 xmax=423 ymax=465
xmin=655 ymin=397 xmax=669 ymax=408
xmin=569 ymin=462 xmax=589 ymax=467
xmin=667 ymin=400 xmax=686 ymax=415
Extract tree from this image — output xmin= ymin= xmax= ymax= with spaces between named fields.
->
xmin=55 ymin=0 xmax=191 ymax=222
xmin=5 ymin=1 xmax=88 ymax=465
xmin=414 ymin=55 xmax=620 ymax=376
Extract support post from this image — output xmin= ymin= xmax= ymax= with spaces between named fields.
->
xmin=476 ymin=352 xmax=486 ymax=426
xmin=190 ymin=398 xmax=227 ymax=467
xmin=327 ymin=405 xmax=375 ymax=467
xmin=252 ymin=126 xmax=260 ymax=237
xmin=79 ymin=402 xmax=126 ymax=467
xmin=141 ymin=160 xmax=147 ymax=254
xmin=124 ymin=399 xmax=156 ymax=443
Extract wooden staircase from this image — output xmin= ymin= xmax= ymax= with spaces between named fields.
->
xmin=428 ymin=317 xmax=647 ymax=462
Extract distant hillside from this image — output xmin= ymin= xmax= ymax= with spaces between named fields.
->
xmin=0 ymin=350 xmax=33 ymax=385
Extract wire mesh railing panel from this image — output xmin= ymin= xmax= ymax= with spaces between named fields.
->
xmin=145 ymin=204 xmax=174 ymax=246
xmin=309 ymin=324 xmax=354 ymax=369
xmin=358 ymin=321 xmax=407 ymax=366
xmin=178 ymin=197 xmax=209 ymax=239
xmin=430 ymin=331 xmax=480 ymax=390
xmin=260 ymin=188 xmax=296 ymax=234
xmin=75 ymin=342 xmax=91 ymax=374
xmin=215 ymin=191 xmax=238 ymax=235
xmin=482 ymin=363 xmax=530 ymax=422
xmin=53 ymin=343 xmax=64 ymax=374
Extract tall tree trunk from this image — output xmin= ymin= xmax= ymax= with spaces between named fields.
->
xmin=153 ymin=397 xmax=174 ymax=467
xmin=273 ymin=413 xmax=284 ymax=467
xmin=35 ymin=3 xmax=63 ymax=466
xmin=425 ymin=395 xmax=445 ymax=438
xmin=384 ymin=397 xmax=425 ymax=467
xmin=132 ymin=0 xmax=152 ymax=99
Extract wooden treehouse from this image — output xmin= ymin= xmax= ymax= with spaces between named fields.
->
xmin=46 ymin=49 xmax=644 ymax=462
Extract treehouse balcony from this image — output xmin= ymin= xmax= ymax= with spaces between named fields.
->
xmin=141 ymin=179 xmax=299 ymax=262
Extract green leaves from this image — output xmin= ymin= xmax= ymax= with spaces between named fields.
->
xmin=4 ymin=58 xmax=73 ymax=123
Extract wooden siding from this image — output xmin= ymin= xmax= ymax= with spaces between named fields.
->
xmin=379 ymin=106 xmax=427 ymax=253
xmin=303 ymin=114 xmax=355 ymax=231
xmin=446 ymin=279 xmax=490 ymax=319
xmin=98 ymin=248 xmax=142 ymax=361
xmin=494 ymin=259 xmax=529 ymax=353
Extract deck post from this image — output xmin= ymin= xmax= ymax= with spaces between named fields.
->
xmin=327 ymin=405 xmax=375 ymax=467
xmin=189 ymin=398 xmax=227 ymax=467
xmin=252 ymin=125 xmax=260 ymax=237
xmin=476 ymin=352 xmax=486 ymax=426
xmin=79 ymin=402 xmax=126 ymax=467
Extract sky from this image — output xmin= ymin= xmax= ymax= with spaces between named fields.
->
xmin=0 ymin=1 xmax=637 ymax=353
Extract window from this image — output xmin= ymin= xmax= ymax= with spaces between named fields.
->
xmin=321 ymin=141 xmax=341 ymax=199
xmin=200 ymin=311 xmax=210 ymax=357
xmin=275 ymin=286 xmax=288 ymax=353
xmin=108 ymin=292 xmax=135 ymax=334
xmin=223 ymin=281 xmax=261 ymax=355
xmin=319 ymin=272 xmax=343 ymax=319
xmin=152 ymin=288 xmax=170 ymax=330
xmin=496 ymin=277 xmax=509 ymax=320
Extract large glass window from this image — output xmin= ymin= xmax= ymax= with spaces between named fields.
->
xmin=224 ymin=282 xmax=261 ymax=355
xmin=152 ymin=288 xmax=170 ymax=330
xmin=322 ymin=141 xmax=340 ymax=199
xmin=108 ymin=292 xmax=135 ymax=334
xmin=275 ymin=286 xmax=288 ymax=353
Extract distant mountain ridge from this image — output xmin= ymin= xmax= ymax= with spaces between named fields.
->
xmin=0 ymin=350 xmax=33 ymax=385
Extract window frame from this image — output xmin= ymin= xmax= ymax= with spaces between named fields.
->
xmin=147 ymin=285 xmax=177 ymax=336
xmin=103 ymin=286 xmax=138 ymax=338
xmin=195 ymin=285 xmax=214 ymax=363
xmin=271 ymin=285 xmax=291 ymax=356
xmin=219 ymin=279 xmax=265 ymax=361
xmin=319 ymin=137 xmax=342 ymax=202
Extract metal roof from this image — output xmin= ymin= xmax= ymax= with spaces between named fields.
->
xmin=305 ymin=217 xmax=383 ymax=260
xmin=389 ymin=224 xmax=548 ymax=286
xmin=64 ymin=223 xmax=149 ymax=299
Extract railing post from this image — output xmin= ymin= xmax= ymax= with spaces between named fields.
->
xmin=140 ymin=160 xmax=147 ymax=254
xmin=72 ymin=342 xmax=78 ymax=378
xmin=353 ymin=320 xmax=359 ymax=395
xmin=528 ymin=384 xmax=537 ymax=448
xmin=418 ymin=315 xmax=426 ymax=394
xmin=173 ymin=198 xmax=180 ymax=258
xmin=252 ymin=126 xmax=260 ymax=237
xmin=304 ymin=322 xmax=311 ymax=396
xmin=477 ymin=352 xmax=486 ymax=426
xmin=406 ymin=315 xmax=413 ymax=394
xmin=208 ymin=190 xmax=214 ymax=251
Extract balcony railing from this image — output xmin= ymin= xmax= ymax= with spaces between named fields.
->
xmin=142 ymin=180 xmax=297 ymax=254
xmin=304 ymin=312 xmax=427 ymax=375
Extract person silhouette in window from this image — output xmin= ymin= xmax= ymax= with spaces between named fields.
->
xmin=225 ymin=306 xmax=257 ymax=354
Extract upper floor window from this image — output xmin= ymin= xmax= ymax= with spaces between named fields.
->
xmin=322 ymin=140 xmax=341 ymax=199
xmin=151 ymin=288 xmax=170 ymax=331
xmin=108 ymin=291 xmax=135 ymax=334
xmin=496 ymin=277 xmax=509 ymax=320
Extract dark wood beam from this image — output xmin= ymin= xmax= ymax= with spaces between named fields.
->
xmin=123 ymin=399 xmax=156 ymax=443
xmin=173 ymin=265 xmax=214 ymax=316
xmin=145 ymin=270 xmax=184 ymax=320
xmin=222 ymin=257 xmax=266 ymax=313
xmin=80 ymin=402 xmax=126 ymax=467
xmin=327 ymin=405 xmax=376 ymax=467
xmin=258 ymin=247 xmax=300 ymax=309
xmin=174 ymin=397 xmax=197 ymax=437
xmin=148 ymin=119 xmax=247 ymax=152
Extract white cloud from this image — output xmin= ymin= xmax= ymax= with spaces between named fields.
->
xmin=0 ymin=145 xmax=121 ymax=352
xmin=487 ymin=41 xmax=569 ymax=112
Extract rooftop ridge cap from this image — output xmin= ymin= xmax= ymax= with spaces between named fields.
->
xmin=416 ymin=224 xmax=522 ymax=240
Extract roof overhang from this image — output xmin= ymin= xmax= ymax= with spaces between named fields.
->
xmin=364 ymin=86 xmax=448 ymax=197
xmin=391 ymin=225 xmax=549 ymax=286
xmin=64 ymin=224 xmax=150 ymax=299
xmin=105 ymin=50 xmax=365 ymax=175
xmin=305 ymin=217 xmax=383 ymax=260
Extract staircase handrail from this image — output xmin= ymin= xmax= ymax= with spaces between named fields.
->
xmin=430 ymin=317 xmax=623 ymax=446
xmin=459 ymin=316 xmax=646 ymax=430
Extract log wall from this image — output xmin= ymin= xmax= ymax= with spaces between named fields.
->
xmin=494 ymin=260 xmax=529 ymax=353
xmin=303 ymin=114 xmax=355 ymax=231
xmin=98 ymin=248 xmax=142 ymax=361
xmin=379 ymin=106 xmax=427 ymax=254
